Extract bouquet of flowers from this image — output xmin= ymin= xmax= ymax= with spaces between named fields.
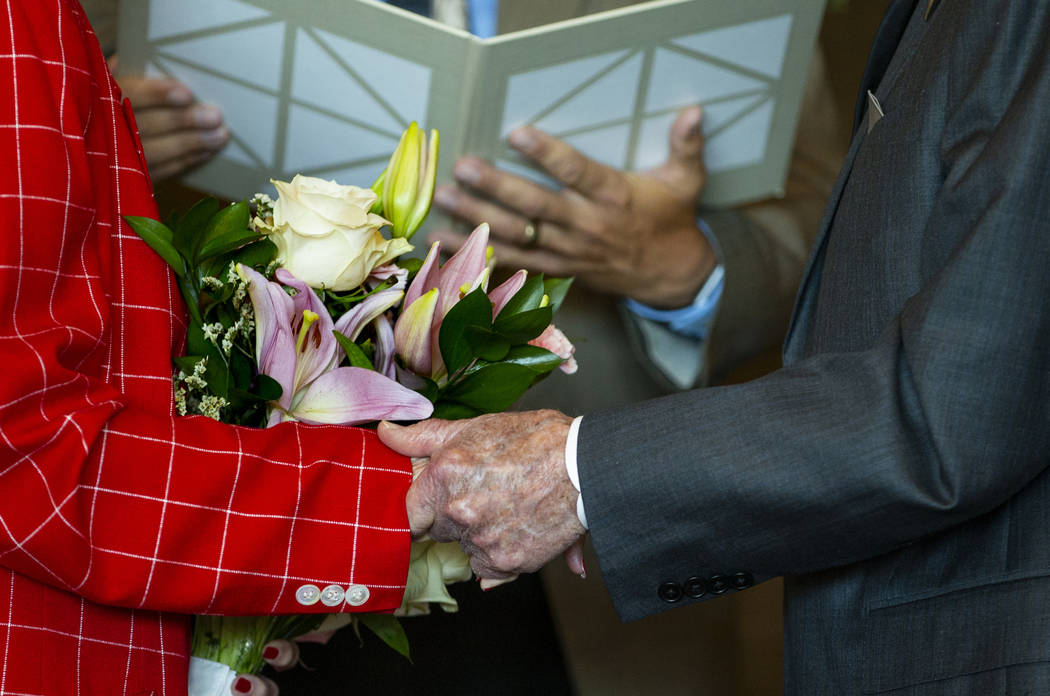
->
xmin=126 ymin=123 xmax=576 ymax=692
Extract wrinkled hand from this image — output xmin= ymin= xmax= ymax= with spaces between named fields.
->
xmin=432 ymin=106 xmax=716 ymax=309
xmin=108 ymin=55 xmax=229 ymax=182
xmin=379 ymin=411 xmax=586 ymax=584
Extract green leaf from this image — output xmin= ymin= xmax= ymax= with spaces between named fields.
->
xmin=176 ymin=273 xmax=203 ymax=325
xmin=438 ymin=287 xmax=493 ymax=376
xmin=432 ymin=401 xmax=480 ymax=420
xmin=199 ymin=224 xmax=264 ymax=262
xmin=442 ymin=362 xmax=536 ymax=413
xmin=233 ymin=238 xmax=278 ymax=270
xmin=398 ymin=256 xmax=423 ymax=276
xmin=195 ymin=201 xmax=251 ymax=263
xmin=464 ymin=326 xmax=510 ymax=362
xmin=333 ymin=330 xmax=375 ymax=370
xmin=174 ymin=197 xmax=220 ymax=261
xmin=124 ymin=216 xmax=185 ymax=277
xmin=495 ymin=274 xmax=545 ymax=320
xmin=252 ymin=374 xmax=283 ymax=401
xmin=542 ymin=276 xmax=574 ymax=314
xmin=455 ymin=345 xmax=562 ymax=386
xmin=201 ymin=237 xmax=278 ymax=280
xmin=493 ymin=306 xmax=553 ymax=344
xmin=370 ymin=167 xmax=388 ymax=215
xmin=229 ymin=347 xmax=254 ymax=390
xmin=498 ymin=344 xmax=564 ymax=375
xmin=359 ymin=614 xmax=411 ymax=662
xmin=228 ymin=386 xmax=264 ymax=406
xmin=360 ymin=339 xmax=375 ymax=363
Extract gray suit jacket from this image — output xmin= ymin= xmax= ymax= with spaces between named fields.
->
xmin=579 ymin=0 xmax=1050 ymax=693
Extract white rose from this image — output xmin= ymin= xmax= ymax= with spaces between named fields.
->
xmin=269 ymin=175 xmax=412 ymax=291
xmin=396 ymin=540 xmax=472 ymax=617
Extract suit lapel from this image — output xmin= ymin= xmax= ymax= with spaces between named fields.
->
xmin=783 ymin=0 xmax=923 ymax=362
xmin=851 ymin=0 xmax=921 ymax=134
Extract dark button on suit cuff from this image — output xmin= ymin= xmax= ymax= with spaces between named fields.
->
xmin=731 ymin=571 xmax=754 ymax=590
xmin=708 ymin=574 xmax=731 ymax=594
xmin=658 ymin=581 xmax=684 ymax=603
xmin=684 ymin=576 xmax=708 ymax=598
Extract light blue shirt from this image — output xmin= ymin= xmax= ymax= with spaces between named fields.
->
xmin=378 ymin=0 xmax=499 ymax=38
xmin=467 ymin=0 xmax=499 ymax=38
xmin=622 ymin=218 xmax=724 ymax=340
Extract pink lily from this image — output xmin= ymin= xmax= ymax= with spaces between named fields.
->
xmin=394 ymin=224 xmax=491 ymax=379
xmin=487 ymin=270 xmax=527 ymax=318
xmin=394 ymin=287 xmax=440 ymax=378
xmin=372 ymin=314 xmax=397 ymax=380
xmin=530 ymin=324 xmax=578 ymax=374
xmin=367 ymin=263 xmax=409 ymax=292
xmin=239 ymin=264 xmax=433 ymax=426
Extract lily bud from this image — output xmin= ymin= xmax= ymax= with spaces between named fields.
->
xmin=382 ymin=122 xmax=439 ymax=240
xmin=394 ymin=288 xmax=440 ymax=376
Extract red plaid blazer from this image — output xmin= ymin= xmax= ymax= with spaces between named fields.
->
xmin=0 ymin=2 xmax=412 ymax=693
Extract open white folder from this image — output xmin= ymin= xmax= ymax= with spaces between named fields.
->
xmin=119 ymin=0 xmax=826 ymax=207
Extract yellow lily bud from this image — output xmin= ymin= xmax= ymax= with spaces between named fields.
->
xmin=369 ymin=167 xmax=387 ymax=215
xmin=382 ymin=122 xmax=439 ymax=240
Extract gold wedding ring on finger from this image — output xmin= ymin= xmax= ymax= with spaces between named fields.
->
xmin=522 ymin=219 xmax=541 ymax=248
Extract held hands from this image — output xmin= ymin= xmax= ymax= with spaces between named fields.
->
xmin=432 ymin=106 xmax=716 ymax=309
xmin=108 ymin=55 xmax=230 ymax=182
xmin=379 ymin=411 xmax=587 ymax=585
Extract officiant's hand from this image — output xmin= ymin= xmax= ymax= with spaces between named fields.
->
xmin=109 ymin=55 xmax=230 ymax=182
xmin=381 ymin=412 xmax=586 ymax=582
xmin=432 ymin=106 xmax=716 ymax=310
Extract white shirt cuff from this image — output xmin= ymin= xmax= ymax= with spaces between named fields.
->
xmin=564 ymin=415 xmax=588 ymax=529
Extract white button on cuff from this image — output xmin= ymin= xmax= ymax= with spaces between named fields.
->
xmin=320 ymin=584 xmax=345 ymax=607
xmin=345 ymin=584 xmax=370 ymax=607
xmin=295 ymin=584 xmax=320 ymax=606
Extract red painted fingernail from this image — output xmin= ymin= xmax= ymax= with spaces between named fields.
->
xmin=262 ymin=646 xmax=279 ymax=660
xmin=234 ymin=677 xmax=252 ymax=693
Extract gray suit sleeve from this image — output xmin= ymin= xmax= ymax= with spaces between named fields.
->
xmin=580 ymin=12 xmax=1050 ymax=622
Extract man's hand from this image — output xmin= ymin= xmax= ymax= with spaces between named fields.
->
xmin=378 ymin=411 xmax=586 ymax=582
xmin=432 ymin=106 xmax=716 ymax=309
xmin=109 ymin=56 xmax=230 ymax=182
